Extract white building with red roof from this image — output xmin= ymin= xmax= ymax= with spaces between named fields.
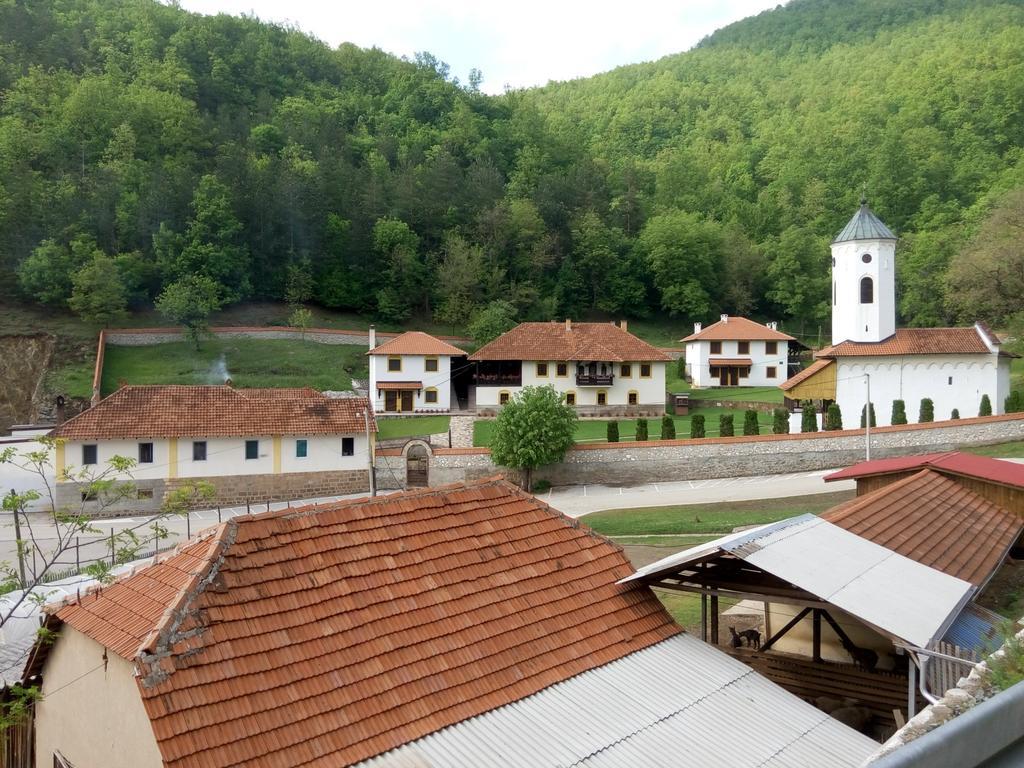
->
xmin=781 ymin=200 xmax=1014 ymax=425
xmin=681 ymin=315 xmax=795 ymax=388
xmin=468 ymin=320 xmax=670 ymax=415
xmin=367 ymin=330 xmax=467 ymax=414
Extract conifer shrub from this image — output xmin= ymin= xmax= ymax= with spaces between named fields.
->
xmin=891 ymin=399 xmax=907 ymax=425
xmin=1005 ymin=391 xmax=1023 ymax=413
xmin=919 ymin=398 xmax=934 ymax=423
xmin=607 ymin=420 xmax=619 ymax=442
xmin=801 ymin=402 xmax=818 ymax=433
xmin=719 ymin=414 xmax=734 ymax=437
xmin=824 ymin=403 xmax=843 ymax=431
xmin=951 ymin=408 xmax=960 ymax=420
xmin=743 ymin=410 xmax=759 ymax=436
xmin=676 ymin=357 xmax=686 ymax=379
xmin=661 ymin=414 xmax=676 ymax=440
xmin=636 ymin=418 xmax=649 ymax=441
xmin=772 ymin=408 xmax=790 ymax=434
xmin=860 ymin=403 xmax=877 ymax=428
xmin=980 ymin=394 xmax=993 ymax=417
xmin=690 ymin=415 xmax=705 ymax=439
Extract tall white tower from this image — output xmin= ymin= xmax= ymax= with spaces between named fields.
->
xmin=830 ymin=198 xmax=897 ymax=345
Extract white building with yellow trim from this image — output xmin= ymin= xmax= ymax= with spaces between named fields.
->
xmin=367 ymin=331 xmax=468 ymax=414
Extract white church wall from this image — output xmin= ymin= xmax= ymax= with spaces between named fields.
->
xmin=835 ymin=355 xmax=1005 ymax=427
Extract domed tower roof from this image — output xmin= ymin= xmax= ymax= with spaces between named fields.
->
xmin=832 ymin=198 xmax=896 ymax=243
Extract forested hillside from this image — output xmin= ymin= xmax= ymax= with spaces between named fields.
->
xmin=1 ymin=0 xmax=1022 ymax=335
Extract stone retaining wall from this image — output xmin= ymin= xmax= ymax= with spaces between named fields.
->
xmin=374 ymin=413 xmax=1024 ymax=489
xmin=102 ymin=326 xmax=469 ymax=347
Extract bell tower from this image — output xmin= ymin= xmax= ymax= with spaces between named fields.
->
xmin=830 ymin=198 xmax=896 ymax=345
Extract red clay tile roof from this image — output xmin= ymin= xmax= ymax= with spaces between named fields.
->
xmin=825 ymin=451 xmax=1024 ymax=489
xmin=817 ymin=328 xmax=994 ymax=357
xmin=680 ymin=316 xmax=795 ymax=342
xmin=369 ymin=331 xmax=466 ymax=357
xmin=46 ymin=479 xmax=679 ymax=768
xmin=51 ymin=386 xmax=375 ymax=440
xmin=779 ymin=358 xmax=834 ymax=392
xmin=823 ymin=469 xmax=1023 ymax=587
xmin=469 ymin=322 xmax=670 ymax=362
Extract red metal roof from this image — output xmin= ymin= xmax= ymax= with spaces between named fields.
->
xmin=369 ymin=331 xmax=466 ymax=357
xmin=680 ymin=316 xmax=795 ymax=342
xmin=825 ymin=452 xmax=1024 ymax=490
xmin=823 ymin=469 xmax=1023 ymax=587
xmin=45 ymin=479 xmax=679 ymax=768
xmin=51 ymin=385 xmax=375 ymax=439
xmin=469 ymin=322 xmax=670 ymax=362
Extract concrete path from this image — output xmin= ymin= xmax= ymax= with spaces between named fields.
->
xmin=542 ymin=470 xmax=856 ymax=518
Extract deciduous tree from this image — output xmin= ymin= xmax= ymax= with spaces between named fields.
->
xmin=489 ymin=386 xmax=577 ymax=490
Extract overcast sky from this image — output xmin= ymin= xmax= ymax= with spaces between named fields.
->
xmin=176 ymin=0 xmax=783 ymax=94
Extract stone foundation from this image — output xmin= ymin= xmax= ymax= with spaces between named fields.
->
xmin=57 ymin=469 xmax=370 ymax=517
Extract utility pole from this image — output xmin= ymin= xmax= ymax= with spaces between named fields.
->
xmin=865 ymin=373 xmax=872 ymax=461
xmin=8 ymin=490 xmax=26 ymax=587
xmin=363 ymin=410 xmax=377 ymax=497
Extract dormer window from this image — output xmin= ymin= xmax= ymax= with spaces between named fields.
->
xmin=860 ymin=276 xmax=874 ymax=304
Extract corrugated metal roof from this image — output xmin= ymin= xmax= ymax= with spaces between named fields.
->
xmin=357 ymin=634 xmax=877 ymax=768
xmin=942 ymin=603 xmax=1003 ymax=654
xmin=833 ymin=200 xmax=897 ymax=243
xmin=627 ymin=516 xmax=974 ymax=648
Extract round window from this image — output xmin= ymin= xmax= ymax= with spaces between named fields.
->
xmin=861 ymin=253 xmax=872 ymax=263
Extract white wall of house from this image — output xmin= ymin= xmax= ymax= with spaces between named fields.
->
xmin=834 ymin=354 xmax=1008 ymax=427
xmin=685 ymin=340 xmax=789 ymax=388
xmin=60 ymin=434 xmax=369 ymax=480
xmin=35 ymin=628 xmax=164 ymax=768
xmin=477 ymin=361 xmax=666 ymax=409
xmin=369 ymin=354 xmax=454 ymax=412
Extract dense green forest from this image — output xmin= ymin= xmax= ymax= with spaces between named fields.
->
xmin=1 ymin=0 xmax=1022 ymax=335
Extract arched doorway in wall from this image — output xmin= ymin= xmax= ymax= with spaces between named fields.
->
xmin=406 ymin=442 xmax=430 ymax=488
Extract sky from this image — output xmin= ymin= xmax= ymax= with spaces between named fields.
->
xmin=176 ymin=0 xmax=783 ymax=94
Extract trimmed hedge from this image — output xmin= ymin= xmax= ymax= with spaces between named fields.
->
xmin=860 ymin=403 xmax=877 ymax=428
xmin=772 ymin=408 xmax=790 ymax=434
xmin=607 ymin=420 xmax=619 ymax=442
xmin=919 ymin=398 xmax=934 ymax=423
xmin=719 ymin=414 xmax=734 ymax=437
xmin=824 ymin=403 xmax=843 ymax=431
xmin=690 ymin=415 xmax=705 ymax=439
xmin=743 ymin=410 xmax=759 ymax=436
xmin=891 ymin=399 xmax=907 ymax=425
xmin=951 ymin=408 xmax=960 ymax=420
xmin=980 ymin=394 xmax=993 ymax=417
xmin=661 ymin=414 xmax=676 ymax=440
xmin=801 ymin=402 xmax=818 ymax=433
xmin=636 ymin=418 xmax=648 ymax=441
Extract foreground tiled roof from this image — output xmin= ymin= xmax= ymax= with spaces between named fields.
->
xmin=779 ymin=358 xmax=834 ymax=392
xmin=825 ymin=451 xmax=1024 ymax=490
xmin=45 ymin=479 xmax=679 ymax=768
xmin=823 ymin=469 xmax=1023 ymax=587
xmin=369 ymin=331 xmax=466 ymax=357
xmin=51 ymin=385 xmax=375 ymax=439
xmin=681 ymin=316 xmax=795 ymax=342
xmin=469 ymin=322 xmax=670 ymax=362
xmin=818 ymin=327 xmax=994 ymax=356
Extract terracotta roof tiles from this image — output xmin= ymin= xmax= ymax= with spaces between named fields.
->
xmin=818 ymin=327 xmax=995 ymax=357
xmin=469 ymin=322 xmax=670 ymax=362
xmin=680 ymin=316 xmax=795 ymax=342
xmin=823 ymin=469 xmax=1023 ymax=587
xmin=45 ymin=478 xmax=679 ymax=768
xmin=369 ymin=331 xmax=466 ymax=357
xmin=51 ymin=385 xmax=375 ymax=440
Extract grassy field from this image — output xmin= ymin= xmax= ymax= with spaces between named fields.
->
xmin=101 ymin=339 xmax=368 ymax=395
xmin=473 ymin=406 xmax=777 ymax=447
xmin=582 ymin=492 xmax=853 ymax=537
xmin=963 ymin=441 xmax=1024 ymax=458
xmin=376 ymin=416 xmax=450 ymax=440
xmin=655 ymin=589 xmax=739 ymax=632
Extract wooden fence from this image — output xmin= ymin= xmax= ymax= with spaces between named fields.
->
xmin=925 ymin=640 xmax=979 ymax=698
xmin=0 ymin=704 xmax=33 ymax=768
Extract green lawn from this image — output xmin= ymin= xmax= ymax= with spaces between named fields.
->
xmin=101 ymin=338 xmax=368 ymax=395
xmin=687 ymin=386 xmax=784 ymax=404
xmin=376 ymin=416 xmax=451 ymax=440
xmin=473 ymin=406 xmax=777 ymax=447
xmin=609 ymin=534 xmax=721 ymax=548
xmin=655 ymin=589 xmax=738 ymax=632
xmin=963 ymin=441 xmax=1024 ymax=458
xmin=582 ymin=492 xmax=854 ymax=537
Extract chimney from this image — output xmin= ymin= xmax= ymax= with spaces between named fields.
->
xmin=224 ymin=377 xmax=233 ymax=388
xmin=720 ymin=314 xmax=729 ymax=323
xmin=368 ymin=325 xmax=376 ymax=351
xmin=694 ymin=322 xmax=702 ymax=334
xmin=565 ymin=318 xmax=571 ymax=331
xmin=767 ymin=321 xmax=778 ymax=331
xmin=621 ymin=319 xmax=628 ymax=332
xmin=55 ymin=395 xmax=66 ymax=425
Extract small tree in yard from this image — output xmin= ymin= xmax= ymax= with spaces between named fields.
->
xmin=288 ymin=305 xmax=313 ymax=340
xmin=919 ymin=398 xmax=934 ymax=423
xmin=980 ymin=394 xmax=993 ymax=417
xmin=801 ymin=402 xmax=818 ymax=433
xmin=860 ymin=403 xmax=877 ymax=428
xmin=773 ymin=408 xmax=789 ymax=434
xmin=743 ymin=410 xmax=759 ymax=436
xmin=951 ymin=408 xmax=960 ymax=420
xmin=690 ymin=415 xmax=705 ymax=439
xmin=719 ymin=414 xmax=734 ymax=437
xmin=636 ymin=418 xmax=649 ymax=441
xmin=0 ymin=439 xmax=212 ymax=728
xmin=607 ymin=420 xmax=619 ymax=443
xmin=661 ymin=415 xmax=676 ymax=440
xmin=824 ymin=403 xmax=843 ymax=431
xmin=891 ymin=399 xmax=907 ymax=425
xmin=490 ymin=386 xmax=577 ymax=490
xmin=156 ymin=274 xmax=224 ymax=349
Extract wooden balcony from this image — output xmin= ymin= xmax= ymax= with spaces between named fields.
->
xmin=576 ymin=373 xmax=614 ymax=386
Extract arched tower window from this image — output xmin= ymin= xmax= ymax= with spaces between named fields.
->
xmin=860 ymin=276 xmax=874 ymax=304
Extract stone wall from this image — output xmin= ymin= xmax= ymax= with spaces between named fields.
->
xmin=57 ymin=468 xmax=370 ymax=516
xmin=374 ymin=413 xmax=1024 ymax=489
xmin=102 ymin=326 xmax=469 ymax=347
